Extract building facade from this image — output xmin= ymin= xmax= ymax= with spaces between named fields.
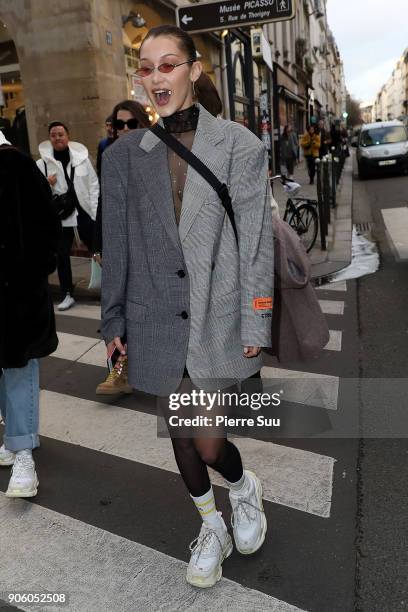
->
xmin=0 ymin=0 xmax=346 ymax=170
xmin=0 ymin=0 xmax=222 ymax=158
xmin=373 ymin=49 xmax=408 ymax=122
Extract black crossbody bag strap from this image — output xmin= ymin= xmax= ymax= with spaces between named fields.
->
xmin=150 ymin=123 xmax=238 ymax=243
xmin=43 ymin=160 xmax=75 ymax=187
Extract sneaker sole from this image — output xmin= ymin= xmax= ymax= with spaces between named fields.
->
xmin=186 ymin=536 xmax=233 ymax=588
xmin=5 ymin=476 xmax=39 ymax=498
xmin=0 ymin=458 xmax=15 ymax=467
xmin=234 ymin=471 xmax=267 ymax=556
xmin=57 ymin=302 xmax=75 ymax=311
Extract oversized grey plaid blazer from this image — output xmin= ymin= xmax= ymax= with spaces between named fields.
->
xmin=101 ymin=105 xmax=274 ymax=395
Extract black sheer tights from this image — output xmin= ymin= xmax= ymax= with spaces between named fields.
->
xmin=159 ymin=370 xmax=261 ymax=497
xmin=170 ymin=436 xmax=243 ymax=497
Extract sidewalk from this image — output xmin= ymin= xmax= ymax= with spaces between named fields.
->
xmin=272 ymin=157 xmax=353 ymax=283
xmin=49 ymin=160 xmax=353 ymax=297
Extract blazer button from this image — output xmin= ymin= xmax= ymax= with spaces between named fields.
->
xmin=180 ymin=311 xmax=189 ymax=319
xmin=177 ymin=269 xmax=186 ymax=278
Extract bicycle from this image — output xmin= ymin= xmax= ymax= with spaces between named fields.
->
xmin=269 ymin=175 xmax=319 ymax=253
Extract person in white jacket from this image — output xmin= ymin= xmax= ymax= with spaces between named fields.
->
xmin=37 ymin=121 xmax=99 ymax=310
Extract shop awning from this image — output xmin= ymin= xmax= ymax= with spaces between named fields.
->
xmin=279 ymin=86 xmax=305 ymax=107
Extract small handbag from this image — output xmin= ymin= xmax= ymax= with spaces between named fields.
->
xmin=150 ymin=123 xmax=329 ymax=363
xmin=43 ymin=161 xmax=77 ymax=220
xmin=88 ymin=258 xmax=102 ymax=290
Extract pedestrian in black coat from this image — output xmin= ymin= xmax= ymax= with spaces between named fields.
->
xmin=0 ymin=141 xmax=61 ymax=369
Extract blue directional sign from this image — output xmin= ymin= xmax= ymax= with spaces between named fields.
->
xmin=177 ymin=0 xmax=296 ymax=34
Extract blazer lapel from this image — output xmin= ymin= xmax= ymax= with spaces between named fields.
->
xmin=138 ymin=106 xmax=226 ymax=248
xmin=178 ymin=105 xmax=226 ymax=244
xmin=138 ymin=129 xmax=181 ymax=252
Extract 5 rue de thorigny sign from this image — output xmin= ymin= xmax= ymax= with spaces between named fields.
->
xmin=177 ymin=0 xmax=296 ymax=34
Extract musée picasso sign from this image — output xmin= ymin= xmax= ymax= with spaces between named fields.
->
xmin=176 ymin=0 xmax=296 ymax=35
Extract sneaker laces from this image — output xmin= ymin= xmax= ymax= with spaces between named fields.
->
xmin=189 ymin=524 xmax=224 ymax=561
xmin=231 ymin=494 xmax=264 ymax=529
xmin=11 ymin=453 xmax=34 ymax=478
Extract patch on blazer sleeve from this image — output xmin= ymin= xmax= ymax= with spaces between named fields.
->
xmin=252 ymin=297 xmax=273 ymax=311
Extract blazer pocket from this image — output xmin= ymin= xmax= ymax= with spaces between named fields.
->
xmin=213 ymin=289 xmax=240 ymax=316
xmin=125 ymin=300 xmax=147 ymax=322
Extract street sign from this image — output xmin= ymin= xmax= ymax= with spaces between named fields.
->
xmin=176 ymin=0 xmax=296 ymax=35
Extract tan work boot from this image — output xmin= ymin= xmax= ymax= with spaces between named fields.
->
xmin=96 ymin=357 xmax=133 ymax=395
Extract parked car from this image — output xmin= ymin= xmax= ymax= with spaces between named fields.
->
xmin=352 ymin=120 xmax=408 ymax=179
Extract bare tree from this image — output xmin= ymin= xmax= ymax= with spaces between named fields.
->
xmin=346 ymin=94 xmax=362 ymax=126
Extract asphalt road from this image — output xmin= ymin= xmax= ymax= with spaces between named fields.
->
xmin=1 ymin=162 xmax=407 ymax=611
xmin=352 ymin=165 xmax=408 ymax=611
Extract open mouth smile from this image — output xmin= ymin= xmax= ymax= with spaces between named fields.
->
xmin=153 ymin=89 xmax=172 ymax=106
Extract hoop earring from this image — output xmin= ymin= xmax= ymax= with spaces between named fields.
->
xmin=192 ymin=80 xmax=196 ymax=99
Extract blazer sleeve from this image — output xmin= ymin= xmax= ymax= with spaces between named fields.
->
xmin=100 ymin=148 xmax=128 ymax=342
xmin=232 ymin=142 xmax=274 ymax=348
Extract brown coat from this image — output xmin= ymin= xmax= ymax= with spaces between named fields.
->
xmin=265 ymin=217 xmax=329 ymax=363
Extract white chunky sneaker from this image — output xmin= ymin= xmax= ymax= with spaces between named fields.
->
xmin=5 ymin=450 xmax=39 ymax=498
xmin=0 ymin=444 xmax=15 ymax=467
xmin=186 ymin=513 xmax=233 ymax=588
xmin=229 ymin=470 xmax=267 ymax=555
xmin=57 ymin=292 xmax=75 ymax=311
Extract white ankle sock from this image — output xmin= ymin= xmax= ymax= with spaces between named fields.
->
xmin=227 ymin=470 xmax=249 ymax=494
xmin=191 ymin=487 xmax=223 ymax=529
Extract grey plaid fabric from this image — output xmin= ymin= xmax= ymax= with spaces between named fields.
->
xmin=101 ymin=105 xmax=274 ymax=395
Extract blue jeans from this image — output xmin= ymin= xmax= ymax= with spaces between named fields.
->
xmin=0 ymin=359 xmax=40 ymax=452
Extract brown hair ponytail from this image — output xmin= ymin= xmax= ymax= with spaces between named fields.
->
xmin=194 ymin=72 xmax=222 ymax=117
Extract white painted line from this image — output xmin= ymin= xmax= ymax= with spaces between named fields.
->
xmin=56 ymin=322 xmax=341 ymax=370
xmin=318 ymin=299 xmax=345 ymax=316
xmin=0 ymin=493 xmax=305 ymax=612
xmin=54 ymin=303 xmax=101 ymax=320
xmin=381 ymin=207 xmax=408 ymax=259
xmin=316 ymin=281 xmax=347 ymax=292
xmin=261 ymin=367 xmax=339 ymax=412
xmin=53 ymin=332 xmax=101 ymax=362
xmin=325 ymin=329 xmax=342 ymax=352
xmin=78 ymin=340 xmax=106 ymax=368
xmin=39 ymin=390 xmax=335 ymax=518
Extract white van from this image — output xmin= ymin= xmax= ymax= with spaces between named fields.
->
xmin=352 ymin=120 xmax=408 ymax=179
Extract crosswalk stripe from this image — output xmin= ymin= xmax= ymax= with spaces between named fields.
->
xmin=316 ymin=281 xmax=347 ymax=292
xmin=381 ymin=206 xmax=408 ymax=259
xmin=53 ymin=332 xmax=101 ymax=362
xmin=325 ymin=329 xmax=342 ymax=352
xmin=54 ymin=325 xmax=343 ymax=369
xmin=261 ymin=367 xmax=339 ymax=412
xmin=318 ymin=299 xmax=345 ymax=316
xmin=39 ymin=389 xmax=335 ymax=518
xmin=77 ymin=339 xmax=106 ymax=368
xmin=0 ymin=492 xmax=305 ymax=612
